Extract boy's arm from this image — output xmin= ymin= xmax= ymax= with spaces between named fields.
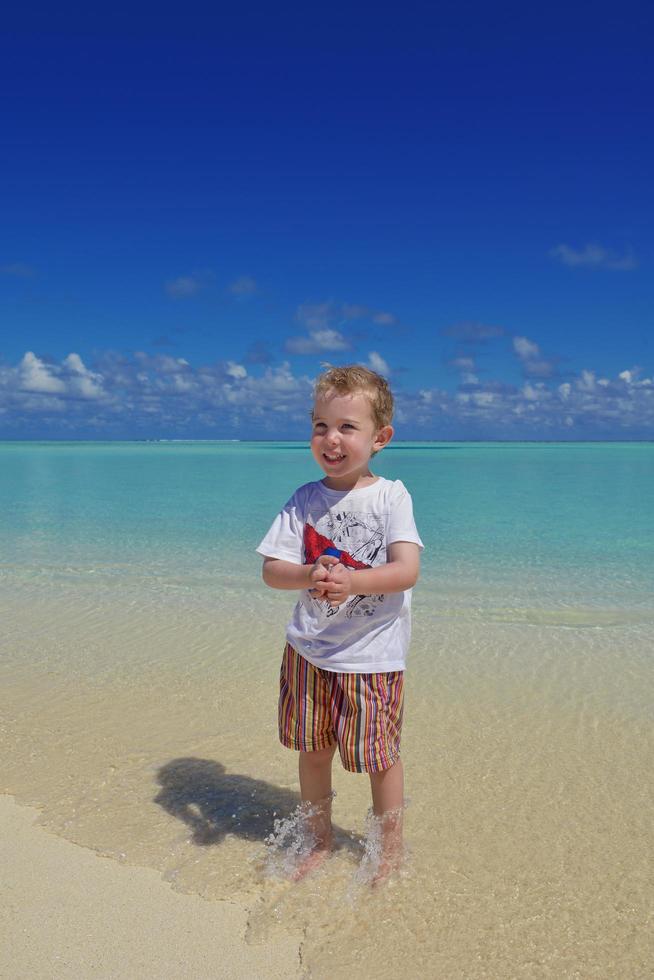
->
xmin=323 ymin=541 xmax=420 ymax=605
xmin=352 ymin=541 xmax=420 ymax=594
xmin=262 ymin=555 xmax=337 ymax=591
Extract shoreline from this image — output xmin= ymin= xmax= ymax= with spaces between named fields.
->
xmin=0 ymin=794 xmax=302 ymax=980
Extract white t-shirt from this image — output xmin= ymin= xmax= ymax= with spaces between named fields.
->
xmin=256 ymin=477 xmax=424 ymax=673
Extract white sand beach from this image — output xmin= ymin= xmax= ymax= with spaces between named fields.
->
xmin=0 ymin=794 xmax=302 ymax=980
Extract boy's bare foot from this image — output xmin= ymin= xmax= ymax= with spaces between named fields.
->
xmin=289 ymin=788 xmax=334 ymax=881
xmin=290 ymin=841 xmax=332 ymax=881
xmin=363 ymin=804 xmax=404 ymax=886
xmin=371 ymin=846 xmax=403 ymax=886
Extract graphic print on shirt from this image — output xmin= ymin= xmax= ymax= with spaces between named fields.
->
xmin=303 ymin=511 xmax=385 ymax=619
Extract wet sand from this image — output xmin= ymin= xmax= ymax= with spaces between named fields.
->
xmin=2 ymin=585 xmax=654 ymax=978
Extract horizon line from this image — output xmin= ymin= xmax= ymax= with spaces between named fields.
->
xmin=1 ymin=438 xmax=653 ymax=446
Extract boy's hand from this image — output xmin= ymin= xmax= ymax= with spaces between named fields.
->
xmin=308 ymin=555 xmax=339 ymax=596
xmin=322 ymin=562 xmax=352 ymax=606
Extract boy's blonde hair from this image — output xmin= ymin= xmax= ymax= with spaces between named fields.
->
xmin=313 ymin=364 xmax=394 ymax=430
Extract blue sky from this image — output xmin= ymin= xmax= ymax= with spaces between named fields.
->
xmin=1 ymin=1 xmax=652 ymax=439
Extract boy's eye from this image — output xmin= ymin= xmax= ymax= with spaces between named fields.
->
xmin=312 ymin=422 xmax=357 ymax=431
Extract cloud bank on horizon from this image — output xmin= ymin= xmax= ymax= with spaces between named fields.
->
xmin=1 ymin=327 xmax=651 ymax=440
xmin=1 ymin=245 xmax=650 ymax=440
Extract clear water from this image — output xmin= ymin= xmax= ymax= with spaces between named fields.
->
xmin=1 ymin=441 xmax=653 ymax=977
xmin=2 ymin=440 xmax=653 ymax=612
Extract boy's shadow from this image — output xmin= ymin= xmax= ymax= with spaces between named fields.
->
xmin=154 ymin=757 xmax=360 ymax=856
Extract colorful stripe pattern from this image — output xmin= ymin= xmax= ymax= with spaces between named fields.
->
xmin=278 ymin=643 xmax=404 ymax=773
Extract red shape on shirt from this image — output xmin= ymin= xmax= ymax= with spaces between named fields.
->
xmin=303 ymin=523 xmax=370 ymax=570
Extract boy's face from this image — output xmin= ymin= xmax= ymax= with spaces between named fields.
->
xmin=310 ymin=389 xmax=393 ymax=489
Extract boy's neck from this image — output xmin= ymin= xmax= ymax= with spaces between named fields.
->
xmin=321 ymin=469 xmax=378 ymax=492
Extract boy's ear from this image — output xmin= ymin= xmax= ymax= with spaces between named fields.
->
xmin=373 ymin=425 xmax=394 ymax=453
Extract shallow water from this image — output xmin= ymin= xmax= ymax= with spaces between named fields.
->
xmin=2 ymin=442 xmax=654 ymax=976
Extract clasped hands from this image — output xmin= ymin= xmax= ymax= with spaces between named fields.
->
xmin=308 ymin=554 xmax=353 ymax=607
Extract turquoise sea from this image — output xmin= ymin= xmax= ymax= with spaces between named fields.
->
xmin=2 ymin=441 xmax=653 ymax=978
xmin=3 ymin=439 xmax=654 ymax=615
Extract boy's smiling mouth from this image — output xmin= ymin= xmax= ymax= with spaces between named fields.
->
xmin=323 ymin=453 xmax=345 ymax=463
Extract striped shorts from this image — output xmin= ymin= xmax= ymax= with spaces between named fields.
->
xmin=278 ymin=642 xmax=404 ymax=774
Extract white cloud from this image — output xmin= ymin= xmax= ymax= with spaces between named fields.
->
xmin=297 ymin=301 xmax=399 ymax=331
xmin=73 ymin=376 xmax=103 ymax=398
xmin=513 ymin=335 xmax=556 ymax=378
xmin=63 ymin=353 xmax=86 ymax=373
xmin=367 ymin=351 xmax=390 ymax=376
xmin=3 ymin=351 xmax=654 ymax=438
xmin=285 ymin=329 xmax=350 ymax=354
xmin=173 ymin=374 xmax=196 ymax=393
xmin=513 ymin=336 xmax=540 ymax=360
xmin=473 ymin=391 xmax=495 ymax=406
xmin=165 ymin=271 xmax=213 ymax=298
xmin=577 ymin=370 xmax=596 ymax=392
xmin=452 ymin=357 xmax=475 ymax=371
xmin=165 ymin=276 xmax=202 ymax=297
xmin=63 ymin=353 xmax=104 ymax=399
xmin=19 ymin=352 xmax=66 ymax=394
xmin=372 ymin=311 xmax=398 ymax=326
xmin=416 ymin=359 xmax=654 ymax=436
xmin=134 ymin=353 xmax=190 ymax=374
xmin=295 ymin=302 xmax=334 ymax=331
xmin=550 ymin=243 xmax=638 ymax=271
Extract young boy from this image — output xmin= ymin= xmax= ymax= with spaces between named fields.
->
xmin=256 ymin=365 xmax=423 ymax=880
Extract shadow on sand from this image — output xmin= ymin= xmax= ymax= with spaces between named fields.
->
xmin=154 ymin=757 xmax=360 ymax=856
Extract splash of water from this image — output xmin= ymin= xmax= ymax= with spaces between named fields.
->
xmin=261 ymin=792 xmax=336 ymax=879
xmin=257 ymin=793 xmax=410 ymax=888
xmin=352 ymin=801 xmax=409 ymax=887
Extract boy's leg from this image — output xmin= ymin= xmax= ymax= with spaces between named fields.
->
xmin=369 ymin=756 xmax=404 ymax=815
xmin=279 ymin=641 xmax=336 ymax=832
xmin=369 ymin=758 xmax=405 ymax=881
xmin=293 ymin=745 xmax=337 ymax=879
xmin=329 ymin=668 xmax=405 ymax=881
xmin=278 ymin=644 xmax=339 ymax=877
xmin=298 ymin=744 xmax=337 ymax=847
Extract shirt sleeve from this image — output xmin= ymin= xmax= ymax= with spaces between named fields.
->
xmin=255 ymin=489 xmax=305 ymax=564
xmin=387 ymin=481 xmax=424 ymax=550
